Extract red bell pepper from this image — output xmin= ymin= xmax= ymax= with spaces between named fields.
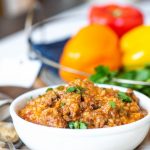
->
xmin=89 ymin=4 xmax=143 ymax=37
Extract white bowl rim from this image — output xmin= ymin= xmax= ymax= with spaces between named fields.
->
xmin=10 ymin=84 xmax=150 ymax=136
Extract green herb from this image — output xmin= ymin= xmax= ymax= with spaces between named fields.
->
xmin=79 ymin=122 xmax=87 ymax=129
xmin=89 ymin=66 xmax=117 ymax=84
xmin=74 ymin=121 xmax=80 ymax=129
xmin=46 ymin=88 xmax=53 ymax=92
xmin=66 ymin=87 xmax=77 ymax=93
xmin=68 ymin=121 xmax=87 ymax=129
xmin=66 ymin=86 xmax=85 ymax=94
xmin=118 ymin=91 xmax=132 ymax=103
xmin=68 ymin=122 xmax=74 ymax=129
xmin=89 ymin=65 xmax=150 ymax=97
xmin=109 ymin=101 xmax=116 ymax=108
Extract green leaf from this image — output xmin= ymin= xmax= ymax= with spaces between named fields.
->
xmin=141 ymin=87 xmax=150 ymax=97
xmin=136 ymin=69 xmax=150 ymax=81
xmin=79 ymin=122 xmax=87 ymax=129
xmin=119 ymin=70 xmax=136 ymax=80
xmin=74 ymin=121 xmax=80 ymax=129
xmin=68 ymin=121 xmax=79 ymax=129
xmin=68 ymin=122 xmax=74 ymax=129
xmin=66 ymin=86 xmax=85 ymax=94
xmin=109 ymin=101 xmax=116 ymax=108
xmin=118 ymin=91 xmax=132 ymax=103
xmin=68 ymin=121 xmax=87 ymax=129
xmin=89 ymin=74 xmax=102 ymax=83
xmin=46 ymin=88 xmax=53 ymax=92
xmin=95 ymin=66 xmax=109 ymax=75
xmin=89 ymin=65 xmax=117 ymax=84
xmin=90 ymin=65 xmax=150 ymax=98
xmin=66 ymin=87 xmax=77 ymax=93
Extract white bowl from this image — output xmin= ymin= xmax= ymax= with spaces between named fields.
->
xmin=10 ymin=85 xmax=150 ymax=150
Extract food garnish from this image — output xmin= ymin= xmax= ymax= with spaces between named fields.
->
xmin=66 ymin=86 xmax=85 ymax=94
xmin=109 ymin=101 xmax=116 ymax=108
xmin=46 ymin=88 xmax=53 ymax=92
xmin=118 ymin=92 xmax=132 ymax=103
xmin=90 ymin=65 xmax=150 ymax=97
xmin=68 ymin=121 xmax=87 ymax=129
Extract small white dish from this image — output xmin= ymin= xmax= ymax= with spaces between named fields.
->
xmin=10 ymin=84 xmax=150 ymax=150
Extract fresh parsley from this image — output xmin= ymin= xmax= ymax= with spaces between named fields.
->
xmin=68 ymin=121 xmax=87 ymax=129
xmin=46 ymin=88 xmax=53 ymax=92
xmin=89 ymin=65 xmax=150 ymax=97
xmin=66 ymin=86 xmax=85 ymax=94
xmin=89 ymin=66 xmax=117 ymax=84
xmin=66 ymin=87 xmax=77 ymax=93
xmin=118 ymin=91 xmax=132 ymax=103
xmin=74 ymin=121 xmax=80 ymax=129
xmin=79 ymin=122 xmax=88 ymax=129
xmin=68 ymin=122 xmax=74 ymax=129
xmin=109 ymin=101 xmax=116 ymax=108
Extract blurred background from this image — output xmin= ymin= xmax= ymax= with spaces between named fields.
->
xmin=0 ymin=0 xmax=150 ymax=89
xmin=0 ymin=0 xmax=86 ymax=38
xmin=1 ymin=0 xmax=149 ymax=38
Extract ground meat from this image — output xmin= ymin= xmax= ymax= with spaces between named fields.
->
xmin=39 ymin=108 xmax=67 ymax=128
xmin=19 ymin=79 xmax=147 ymax=129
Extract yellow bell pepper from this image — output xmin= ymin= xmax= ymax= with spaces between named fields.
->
xmin=121 ymin=25 xmax=150 ymax=70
